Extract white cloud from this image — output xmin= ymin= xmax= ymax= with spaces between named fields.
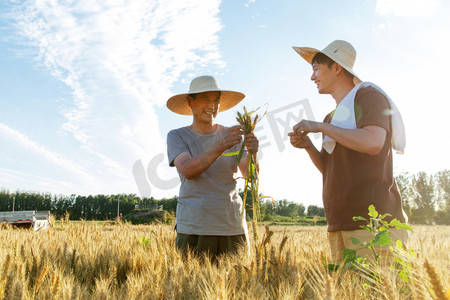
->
xmin=0 ymin=123 xmax=97 ymax=185
xmin=0 ymin=167 xmax=75 ymax=195
xmin=373 ymin=21 xmax=393 ymax=32
xmin=376 ymin=0 xmax=440 ymax=17
xmin=10 ymin=0 xmax=224 ymax=195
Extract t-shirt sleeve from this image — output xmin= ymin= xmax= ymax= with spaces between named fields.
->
xmin=167 ymin=130 xmax=189 ymax=167
xmin=354 ymin=87 xmax=391 ymax=134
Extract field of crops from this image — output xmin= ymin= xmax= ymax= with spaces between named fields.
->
xmin=0 ymin=223 xmax=448 ymax=299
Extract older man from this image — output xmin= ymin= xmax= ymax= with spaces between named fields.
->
xmin=166 ymin=75 xmax=258 ymax=260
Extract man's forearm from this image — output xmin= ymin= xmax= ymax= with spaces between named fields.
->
xmin=177 ymin=143 xmax=224 ymax=179
xmin=319 ymin=123 xmax=386 ymax=156
xmin=305 ymin=144 xmax=323 ymax=173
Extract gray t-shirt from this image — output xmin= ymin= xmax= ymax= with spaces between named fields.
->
xmin=167 ymin=125 xmax=248 ymax=236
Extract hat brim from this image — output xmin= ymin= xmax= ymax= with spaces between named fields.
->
xmin=292 ymin=46 xmax=362 ymax=85
xmin=166 ymin=90 xmax=245 ymax=116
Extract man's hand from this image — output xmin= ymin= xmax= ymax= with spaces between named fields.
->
xmin=288 ymin=132 xmax=312 ymax=149
xmin=288 ymin=119 xmax=323 ymax=173
xmin=239 ymin=132 xmax=259 ymax=177
xmin=292 ymin=119 xmax=323 ymax=136
xmin=219 ymin=125 xmax=244 ymax=151
xmin=244 ymin=132 xmax=259 ymax=153
xmin=288 ymin=119 xmax=320 ymax=149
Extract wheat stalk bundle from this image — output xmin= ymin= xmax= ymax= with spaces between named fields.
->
xmin=235 ymin=106 xmax=265 ymax=224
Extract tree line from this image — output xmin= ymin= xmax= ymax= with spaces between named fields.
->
xmin=396 ymin=170 xmax=449 ymax=224
xmin=0 ymin=188 xmax=323 ymax=221
xmin=0 ymin=169 xmax=448 ymax=224
xmin=240 ymin=190 xmax=325 ymax=221
xmin=0 ymin=191 xmax=178 ymax=220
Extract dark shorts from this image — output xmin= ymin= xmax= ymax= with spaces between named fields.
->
xmin=175 ymin=232 xmax=247 ymax=259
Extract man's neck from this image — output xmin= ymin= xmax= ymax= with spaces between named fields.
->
xmin=190 ymin=121 xmax=217 ymax=134
xmin=331 ymin=80 xmax=356 ymax=105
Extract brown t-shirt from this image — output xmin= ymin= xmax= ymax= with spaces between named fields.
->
xmin=321 ymin=86 xmax=407 ymax=231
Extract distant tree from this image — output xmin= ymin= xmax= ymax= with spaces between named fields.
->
xmin=237 ymin=190 xmax=305 ymax=220
xmin=395 ymin=172 xmax=413 ymax=216
xmin=435 ymin=170 xmax=450 ymax=224
xmin=307 ymin=205 xmax=325 ymax=217
xmin=259 ymin=199 xmax=275 ymax=221
xmin=297 ymin=203 xmax=306 ymax=216
xmin=139 ymin=197 xmax=158 ymax=210
xmin=52 ymin=194 xmax=72 ymax=218
xmin=411 ymin=172 xmax=436 ymax=224
xmin=158 ymin=196 xmax=178 ymax=213
xmin=435 ymin=170 xmax=449 ymax=209
xmin=276 ymin=199 xmax=305 ymax=218
xmin=276 ymin=199 xmax=290 ymax=217
xmin=0 ymin=189 xmax=12 ymax=211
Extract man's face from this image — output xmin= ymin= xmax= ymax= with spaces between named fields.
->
xmin=310 ymin=62 xmax=336 ymax=94
xmin=188 ymin=91 xmax=220 ymax=124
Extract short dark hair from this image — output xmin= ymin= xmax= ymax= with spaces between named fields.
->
xmin=312 ymin=52 xmax=335 ymax=68
xmin=312 ymin=53 xmax=354 ymax=80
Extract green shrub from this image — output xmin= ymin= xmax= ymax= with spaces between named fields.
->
xmin=123 ymin=210 xmax=174 ymax=225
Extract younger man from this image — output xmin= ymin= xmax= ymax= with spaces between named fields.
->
xmin=288 ymin=40 xmax=408 ymax=264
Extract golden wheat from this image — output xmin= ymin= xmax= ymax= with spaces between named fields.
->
xmin=0 ymin=224 xmax=448 ymax=299
xmin=424 ymin=259 xmax=446 ymax=300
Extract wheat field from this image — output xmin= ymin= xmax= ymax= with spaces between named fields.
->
xmin=0 ymin=222 xmax=448 ymax=299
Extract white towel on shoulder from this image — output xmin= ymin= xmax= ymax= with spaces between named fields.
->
xmin=322 ymin=82 xmax=406 ymax=154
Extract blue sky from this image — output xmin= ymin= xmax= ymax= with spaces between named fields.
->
xmin=1 ymin=0 xmax=449 ymax=207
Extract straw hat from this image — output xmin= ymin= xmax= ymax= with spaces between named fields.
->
xmin=292 ymin=40 xmax=362 ymax=84
xmin=166 ymin=75 xmax=245 ymax=115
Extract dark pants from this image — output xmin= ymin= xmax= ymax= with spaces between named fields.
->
xmin=175 ymin=233 xmax=247 ymax=260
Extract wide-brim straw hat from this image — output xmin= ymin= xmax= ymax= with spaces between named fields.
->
xmin=292 ymin=40 xmax=362 ymax=85
xmin=166 ymin=75 xmax=245 ymax=115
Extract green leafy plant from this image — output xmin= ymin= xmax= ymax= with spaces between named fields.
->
xmin=139 ymin=236 xmax=150 ymax=250
xmin=344 ymin=205 xmax=412 ymax=265
xmin=332 ymin=205 xmax=415 ymax=292
xmin=139 ymin=230 xmax=155 ymax=250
